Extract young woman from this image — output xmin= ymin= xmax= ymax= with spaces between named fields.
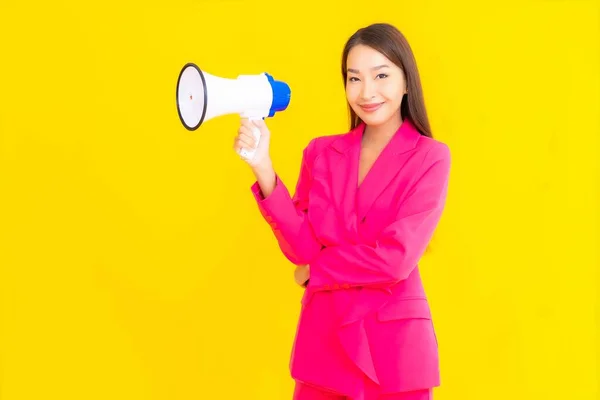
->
xmin=234 ymin=23 xmax=451 ymax=400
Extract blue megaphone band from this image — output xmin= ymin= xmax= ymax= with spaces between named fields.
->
xmin=265 ymin=73 xmax=291 ymax=117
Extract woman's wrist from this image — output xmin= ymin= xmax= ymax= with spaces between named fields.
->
xmin=252 ymin=158 xmax=276 ymax=198
xmin=251 ymin=158 xmax=273 ymax=176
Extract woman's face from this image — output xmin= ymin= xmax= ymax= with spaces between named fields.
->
xmin=345 ymin=44 xmax=407 ymax=128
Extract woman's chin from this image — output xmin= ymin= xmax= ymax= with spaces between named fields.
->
xmin=356 ymin=106 xmax=403 ymax=128
xmin=358 ymin=113 xmax=391 ymax=127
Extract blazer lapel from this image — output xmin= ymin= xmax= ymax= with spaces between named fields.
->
xmin=356 ymin=119 xmax=422 ymax=222
xmin=328 ymin=124 xmax=363 ymax=241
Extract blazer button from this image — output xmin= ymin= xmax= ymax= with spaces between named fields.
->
xmin=341 ymin=283 xmax=350 ymax=289
xmin=333 ymin=284 xmax=340 ymax=289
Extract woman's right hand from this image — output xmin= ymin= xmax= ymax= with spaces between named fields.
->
xmin=234 ymin=118 xmax=277 ymax=197
xmin=234 ymin=118 xmax=271 ymax=169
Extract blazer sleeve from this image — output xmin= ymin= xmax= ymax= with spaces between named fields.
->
xmin=250 ymin=139 xmax=323 ymax=265
xmin=307 ymin=143 xmax=451 ymax=291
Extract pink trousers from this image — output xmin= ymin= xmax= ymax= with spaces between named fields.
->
xmin=293 ymin=382 xmax=432 ymax=400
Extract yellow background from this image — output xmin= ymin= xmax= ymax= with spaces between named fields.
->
xmin=1 ymin=0 xmax=598 ymax=399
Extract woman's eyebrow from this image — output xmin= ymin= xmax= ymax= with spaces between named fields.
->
xmin=347 ymin=65 xmax=390 ymax=73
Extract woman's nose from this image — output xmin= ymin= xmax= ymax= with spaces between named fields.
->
xmin=360 ymin=82 xmax=375 ymax=100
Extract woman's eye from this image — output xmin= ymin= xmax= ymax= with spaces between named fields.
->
xmin=348 ymin=77 xmax=359 ymax=82
xmin=376 ymin=73 xmax=388 ymax=79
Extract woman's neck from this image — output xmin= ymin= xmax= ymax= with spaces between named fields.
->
xmin=362 ymin=115 xmax=403 ymax=149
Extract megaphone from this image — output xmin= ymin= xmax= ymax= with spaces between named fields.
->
xmin=176 ymin=62 xmax=291 ymax=161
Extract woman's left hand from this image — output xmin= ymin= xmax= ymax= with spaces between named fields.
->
xmin=294 ymin=265 xmax=310 ymax=287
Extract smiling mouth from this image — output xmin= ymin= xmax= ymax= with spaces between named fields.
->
xmin=359 ymin=102 xmax=384 ymax=111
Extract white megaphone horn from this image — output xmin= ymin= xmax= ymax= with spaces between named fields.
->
xmin=176 ymin=63 xmax=291 ymax=161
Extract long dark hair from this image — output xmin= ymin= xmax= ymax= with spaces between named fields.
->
xmin=341 ymin=23 xmax=433 ymax=138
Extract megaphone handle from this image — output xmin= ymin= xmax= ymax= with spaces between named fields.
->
xmin=239 ymin=117 xmax=262 ymax=162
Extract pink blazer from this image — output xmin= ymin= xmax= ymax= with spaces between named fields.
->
xmin=251 ymin=119 xmax=451 ymax=399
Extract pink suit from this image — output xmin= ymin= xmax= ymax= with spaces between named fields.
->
xmin=251 ymin=120 xmax=451 ymax=400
